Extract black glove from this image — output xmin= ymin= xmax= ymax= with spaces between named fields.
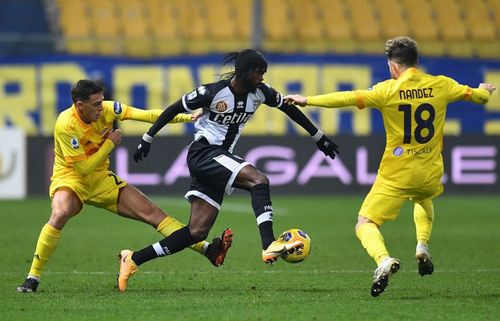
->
xmin=315 ymin=134 xmax=339 ymax=159
xmin=133 ymin=138 xmax=151 ymax=162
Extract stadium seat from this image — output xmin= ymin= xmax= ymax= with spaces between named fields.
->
xmin=287 ymin=0 xmax=327 ymax=52
xmin=147 ymin=0 xmax=183 ymax=55
xmin=202 ymin=0 xmax=246 ymax=52
xmin=174 ymin=0 xmax=211 ymax=54
xmin=120 ymin=0 xmax=153 ymax=57
xmin=373 ymin=0 xmax=410 ymax=39
xmin=229 ymin=0 xmax=252 ymax=42
xmin=457 ymin=0 xmax=495 ymax=41
xmin=87 ymin=0 xmax=122 ymax=55
xmin=429 ymin=0 xmax=472 ymax=57
xmin=56 ymin=1 xmax=94 ymax=54
xmin=51 ymin=0 xmax=499 ymax=58
xmin=343 ymin=0 xmax=382 ymax=53
xmin=316 ymin=0 xmax=356 ymax=53
xmin=400 ymin=0 xmax=444 ymax=56
xmin=262 ymin=0 xmax=297 ymax=52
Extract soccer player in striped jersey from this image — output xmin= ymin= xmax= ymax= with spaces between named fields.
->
xmin=284 ymin=36 xmax=496 ymax=297
xmin=116 ymin=49 xmax=339 ymax=292
xmin=17 ymin=80 xmax=232 ymax=293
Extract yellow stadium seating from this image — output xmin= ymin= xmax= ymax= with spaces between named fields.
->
xmin=54 ymin=0 xmax=499 ymax=58
xmin=373 ymin=0 xmax=410 ymax=39
xmin=120 ymin=0 xmax=153 ymax=57
xmin=56 ymin=1 xmax=94 ymax=54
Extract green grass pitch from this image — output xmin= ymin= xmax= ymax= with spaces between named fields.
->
xmin=1 ymin=195 xmax=499 ymax=321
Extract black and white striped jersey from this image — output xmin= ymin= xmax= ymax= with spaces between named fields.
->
xmin=181 ymin=79 xmax=284 ymax=153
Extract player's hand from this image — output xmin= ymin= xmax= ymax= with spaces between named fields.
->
xmin=479 ymin=83 xmax=496 ymax=95
xmin=316 ymin=134 xmax=339 ymax=159
xmin=284 ymin=94 xmax=307 ymax=107
xmin=133 ymin=133 xmax=153 ymax=162
xmin=106 ymin=129 xmax=122 ymax=146
xmin=191 ymin=109 xmax=204 ymax=121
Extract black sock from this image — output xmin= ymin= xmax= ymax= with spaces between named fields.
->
xmin=132 ymin=226 xmax=195 ymax=266
xmin=251 ymin=183 xmax=275 ymax=249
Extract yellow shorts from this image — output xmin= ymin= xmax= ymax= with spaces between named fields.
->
xmin=358 ymin=177 xmax=443 ymax=226
xmin=49 ymin=170 xmax=127 ymax=213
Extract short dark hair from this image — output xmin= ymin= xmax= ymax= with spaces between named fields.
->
xmin=71 ymin=79 xmax=104 ymax=103
xmin=385 ymin=36 xmax=419 ymax=66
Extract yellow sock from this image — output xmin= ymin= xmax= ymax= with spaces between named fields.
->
xmin=156 ymin=216 xmax=208 ymax=254
xmin=355 ymin=222 xmax=389 ymax=266
xmin=28 ymin=224 xmax=61 ymax=278
xmin=414 ymin=199 xmax=434 ymax=245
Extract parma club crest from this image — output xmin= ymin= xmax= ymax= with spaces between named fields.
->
xmin=215 ymin=101 xmax=228 ymax=112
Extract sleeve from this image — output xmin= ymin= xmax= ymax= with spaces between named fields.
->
xmin=72 ymin=140 xmax=115 ymax=176
xmin=171 ymin=113 xmax=193 ymax=123
xmin=260 ymin=83 xmax=283 ymax=107
xmin=442 ymin=76 xmax=491 ymax=104
xmin=278 ymin=103 xmax=319 ymax=135
xmin=307 ymin=82 xmax=387 ymax=110
xmin=181 ymin=85 xmax=213 ymax=112
xmin=120 ymin=105 xmax=192 ymax=124
xmin=146 ymin=100 xmax=186 ymax=137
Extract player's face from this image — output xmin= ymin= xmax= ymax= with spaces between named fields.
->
xmin=76 ymin=92 xmax=104 ymax=124
xmin=243 ymin=68 xmax=266 ymax=91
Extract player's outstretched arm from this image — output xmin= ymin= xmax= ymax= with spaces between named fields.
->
xmin=133 ymin=100 xmax=185 ymax=163
xmin=285 ymin=91 xmax=360 ymax=109
xmin=278 ymin=103 xmax=339 ymax=159
xmin=122 ymin=105 xmax=194 ymax=124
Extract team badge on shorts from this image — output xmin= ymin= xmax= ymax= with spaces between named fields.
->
xmin=393 ymin=146 xmax=404 ymax=156
xmin=216 ymin=101 xmax=228 ymax=112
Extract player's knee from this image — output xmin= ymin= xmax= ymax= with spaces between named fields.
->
xmin=48 ymin=208 xmax=72 ymax=228
xmin=250 ymin=173 xmax=269 ymax=187
xmin=355 ymin=216 xmax=376 ymax=231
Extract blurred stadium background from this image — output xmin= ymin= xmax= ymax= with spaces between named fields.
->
xmin=0 ymin=0 xmax=499 ymax=198
xmin=2 ymin=0 xmax=500 ymax=57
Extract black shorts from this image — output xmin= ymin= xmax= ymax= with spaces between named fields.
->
xmin=184 ymin=137 xmax=250 ymax=210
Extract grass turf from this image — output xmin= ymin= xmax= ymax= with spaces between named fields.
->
xmin=1 ymin=195 xmax=499 ymax=321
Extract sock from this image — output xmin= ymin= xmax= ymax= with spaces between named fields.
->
xmin=156 ymin=216 xmax=209 ymax=254
xmin=355 ymin=222 xmax=389 ymax=266
xmin=28 ymin=224 xmax=61 ymax=278
xmin=251 ymin=184 xmax=275 ymax=249
xmin=132 ymin=226 xmax=195 ymax=266
xmin=414 ymin=199 xmax=434 ymax=245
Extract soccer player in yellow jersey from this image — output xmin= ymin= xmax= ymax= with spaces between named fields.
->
xmin=284 ymin=36 xmax=496 ymax=297
xmin=17 ymin=79 xmax=233 ymax=293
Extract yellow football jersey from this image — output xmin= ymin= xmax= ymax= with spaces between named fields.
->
xmin=51 ymin=101 xmax=193 ymax=179
xmin=52 ymin=101 xmax=134 ymax=178
xmin=307 ymin=68 xmax=490 ymax=188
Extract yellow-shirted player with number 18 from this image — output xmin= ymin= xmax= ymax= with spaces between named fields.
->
xmin=285 ymin=36 xmax=495 ymax=297
xmin=17 ymin=79 xmax=233 ymax=293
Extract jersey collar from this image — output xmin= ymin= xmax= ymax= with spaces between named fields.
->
xmin=398 ymin=67 xmax=420 ymax=81
xmin=72 ymin=104 xmax=91 ymax=128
